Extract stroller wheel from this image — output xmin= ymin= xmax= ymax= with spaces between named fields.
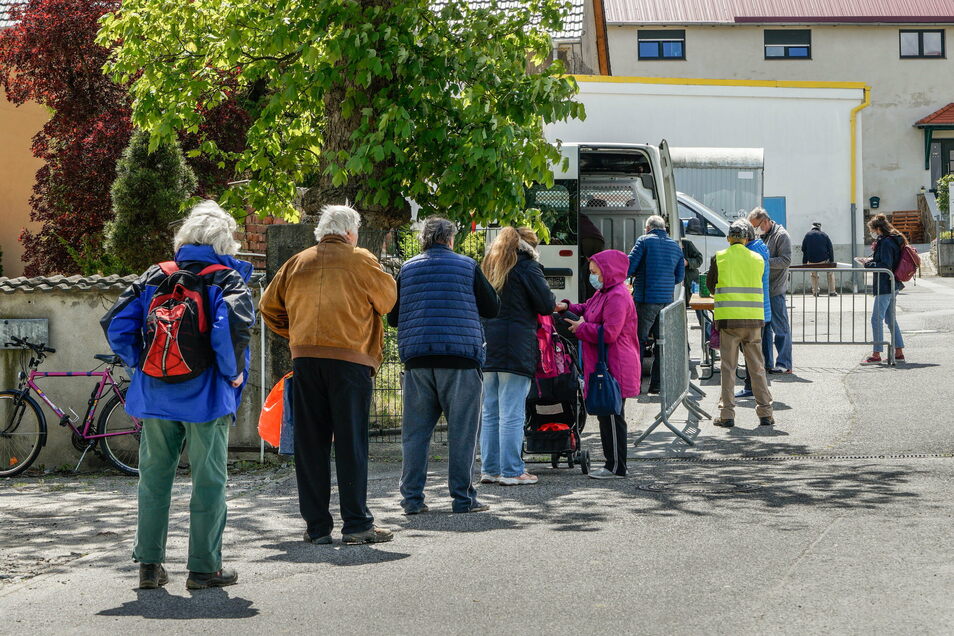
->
xmin=579 ymin=449 xmax=591 ymax=475
xmin=550 ymin=453 xmax=560 ymax=469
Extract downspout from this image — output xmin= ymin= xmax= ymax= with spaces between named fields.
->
xmin=849 ymin=85 xmax=871 ymax=268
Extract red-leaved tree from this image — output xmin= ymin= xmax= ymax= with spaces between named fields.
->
xmin=0 ymin=0 xmax=250 ymax=276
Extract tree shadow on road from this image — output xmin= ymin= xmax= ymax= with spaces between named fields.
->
xmin=97 ymin=587 xmax=258 ymax=619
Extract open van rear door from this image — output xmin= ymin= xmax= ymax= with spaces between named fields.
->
xmin=658 ymin=139 xmax=680 ymax=237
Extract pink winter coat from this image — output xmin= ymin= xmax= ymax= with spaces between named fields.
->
xmin=564 ymin=250 xmax=641 ymax=399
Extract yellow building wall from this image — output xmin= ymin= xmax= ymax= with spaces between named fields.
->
xmin=0 ymin=88 xmax=47 ymax=277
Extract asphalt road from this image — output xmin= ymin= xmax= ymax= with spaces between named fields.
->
xmin=2 ymin=276 xmax=953 ymax=634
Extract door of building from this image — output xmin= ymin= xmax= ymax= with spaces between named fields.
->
xmin=942 ymin=140 xmax=954 ymax=179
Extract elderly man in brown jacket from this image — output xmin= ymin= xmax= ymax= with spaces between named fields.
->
xmin=260 ymin=205 xmax=397 ymax=546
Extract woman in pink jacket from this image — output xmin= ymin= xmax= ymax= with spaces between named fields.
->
xmin=557 ymin=249 xmax=641 ymax=479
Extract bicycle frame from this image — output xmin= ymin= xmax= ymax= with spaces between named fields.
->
xmin=24 ymin=367 xmax=137 ymax=439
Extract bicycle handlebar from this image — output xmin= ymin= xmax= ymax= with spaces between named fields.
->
xmin=5 ymin=336 xmax=55 ymax=354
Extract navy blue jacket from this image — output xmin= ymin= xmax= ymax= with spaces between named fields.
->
xmin=101 ymin=244 xmax=255 ymax=422
xmin=627 ymin=229 xmax=686 ymax=304
xmin=866 ymin=234 xmax=905 ymax=295
xmin=388 ymin=245 xmax=499 ymax=367
xmin=801 ymin=228 xmax=834 ymax=264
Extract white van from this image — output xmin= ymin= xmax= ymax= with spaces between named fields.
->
xmin=531 ymin=141 xmax=681 ymax=303
xmin=676 ymin=191 xmax=732 ymax=270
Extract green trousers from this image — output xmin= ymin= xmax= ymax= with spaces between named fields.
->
xmin=132 ymin=416 xmax=230 ymax=573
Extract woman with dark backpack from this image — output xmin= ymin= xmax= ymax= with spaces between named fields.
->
xmin=480 ymin=227 xmax=556 ymax=486
xmin=860 ymin=214 xmax=906 ymax=364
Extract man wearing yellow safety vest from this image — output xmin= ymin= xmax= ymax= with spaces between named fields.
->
xmin=705 ymin=220 xmax=775 ymax=428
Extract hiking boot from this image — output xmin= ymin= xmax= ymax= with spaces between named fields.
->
xmin=713 ymin=418 xmax=735 ymax=428
xmin=186 ymin=567 xmax=238 ymax=590
xmin=499 ymin=473 xmax=538 ymax=486
xmin=759 ymin=417 xmax=775 ymax=427
xmin=342 ymin=526 xmax=394 ymax=545
xmin=138 ymin=563 xmax=168 ymax=589
xmin=303 ymin=531 xmax=333 ymax=545
xmin=455 ymin=503 xmax=491 ymax=513
xmin=404 ymin=504 xmax=429 ymax=515
xmin=588 ymin=468 xmax=625 ymax=480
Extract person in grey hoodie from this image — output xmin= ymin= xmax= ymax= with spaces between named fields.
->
xmin=748 ymin=208 xmax=793 ymax=373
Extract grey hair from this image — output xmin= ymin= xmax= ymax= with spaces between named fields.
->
xmin=728 ymin=219 xmax=755 ymax=241
xmin=645 ymin=215 xmax=666 ymax=231
xmin=314 ymin=204 xmax=361 ymax=241
xmin=748 ymin=207 xmax=770 ymax=224
xmin=420 ymin=217 xmax=457 ymax=250
xmin=173 ymin=200 xmax=240 ymax=255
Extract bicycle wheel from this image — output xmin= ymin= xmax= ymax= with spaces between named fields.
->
xmin=0 ymin=390 xmax=46 ymax=477
xmin=96 ymin=392 xmax=140 ymax=476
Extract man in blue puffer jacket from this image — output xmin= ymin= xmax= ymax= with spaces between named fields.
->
xmin=627 ymin=215 xmax=685 ymax=393
xmin=101 ymin=200 xmax=254 ymax=591
xmin=738 ymin=226 xmax=773 ymax=398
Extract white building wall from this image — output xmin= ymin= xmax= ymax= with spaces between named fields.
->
xmin=546 ymin=80 xmax=865 ymax=259
xmin=604 ymin=24 xmax=950 ymax=218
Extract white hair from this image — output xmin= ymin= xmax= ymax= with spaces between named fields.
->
xmin=645 ymin=215 xmax=666 ymax=231
xmin=173 ymin=200 xmax=240 ymax=255
xmin=748 ymin=207 xmax=770 ymax=223
xmin=314 ymin=204 xmax=361 ymax=241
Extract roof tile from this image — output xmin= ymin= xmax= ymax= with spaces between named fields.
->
xmin=917 ymin=103 xmax=954 ymax=126
xmin=431 ymin=0 xmax=585 ymax=40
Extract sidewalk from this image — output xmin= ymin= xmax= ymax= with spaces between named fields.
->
xmin=2 ymin=278 xmax=953 ymax=633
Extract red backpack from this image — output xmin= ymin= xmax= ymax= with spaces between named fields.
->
xmin=141 ymin=261 xmax=230 ymax=383
xmin=893 ymin=237 xmax=920 ymax=283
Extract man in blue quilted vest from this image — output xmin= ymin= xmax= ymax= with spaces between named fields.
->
xmin=388 ymin=217 xmax=500 ymax=514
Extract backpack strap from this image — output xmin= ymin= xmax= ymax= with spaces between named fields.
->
xmin=197 ymin=264 xmax=232 ymax=277
xmin=157 ymin=261 xmax=179 ymax=276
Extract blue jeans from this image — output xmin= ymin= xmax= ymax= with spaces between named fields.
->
xmin=480 ymin=372 xmax=531 ymax=478
xmin=871 ymin=292 xmax=904 ymax=353
xmin=764 ymin=294 xmax=793 ymax=371
xmin=400 ymin=367 xmax=483 ymax=513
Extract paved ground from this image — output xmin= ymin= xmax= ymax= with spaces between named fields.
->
xmin=2 ymin=274 xmax=953 ymax=634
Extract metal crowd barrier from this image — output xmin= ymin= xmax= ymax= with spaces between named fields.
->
xmin=634 ymin=294 xmax=710 ymax=447
xmin=786 ymin=266 xmax=897 ymax=364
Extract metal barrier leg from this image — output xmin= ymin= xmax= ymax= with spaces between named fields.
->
xmin=634 ymin=410 xmax=696 ymax=447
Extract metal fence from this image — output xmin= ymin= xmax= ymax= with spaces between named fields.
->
xmin=785 ymin=267 xmax=897 ymax=363
xmin=634 ymin=295 xmax=710 ymax=447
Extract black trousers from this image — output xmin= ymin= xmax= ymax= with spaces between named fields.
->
xmin=292 ymin=357 xmax=374 ymax=537
xmin=597 ymin=399 xmax=627 ymax=476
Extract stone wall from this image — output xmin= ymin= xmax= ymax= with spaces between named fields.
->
xmin=0 ymin=275 xmax=265 ymax=472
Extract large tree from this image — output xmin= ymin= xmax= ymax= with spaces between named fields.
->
xmin=97 ymin=0 xmax=584 ymax=240
xmin=0 ymin=0 xmax=251 ymax=275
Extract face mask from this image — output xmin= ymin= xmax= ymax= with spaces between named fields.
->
xmin=589 ymin=273 xmax=603 ymax=291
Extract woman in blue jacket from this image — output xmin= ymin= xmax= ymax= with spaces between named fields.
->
xmin=861 ymin=214 xmax=905 ymax=364
xmin=101 ymin=200 xmax=255 ymax=590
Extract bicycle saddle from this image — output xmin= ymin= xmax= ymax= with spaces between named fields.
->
xmin=94 ymin=354 xmax=123 ymax=365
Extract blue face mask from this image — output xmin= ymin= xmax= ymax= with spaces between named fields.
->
xmin=589 ymin=273 xmax=603 ymax=291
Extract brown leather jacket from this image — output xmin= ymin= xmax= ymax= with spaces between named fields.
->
xmin=260 ymin=235 xmax=397 ymax=371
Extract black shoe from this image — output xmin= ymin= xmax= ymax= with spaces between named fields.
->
xmin=138 ymin=563 xmax=168 ymax=589
xmin=713 ymin=418 xmax=735 ymax=428
xmin=455 ymin=503 xmax=491 ymax=513
xmin=404 ymin=504 xmax=429 ymax=515
xmin=186 ymin=567 xmax=238 ymax=590
xmin=759 ymin=417 xmax=775 ymax=426
xmin=303 ymin=531 xmax=333 ymax=545
xmin=647 ymin=385 xmax=660 ymax=395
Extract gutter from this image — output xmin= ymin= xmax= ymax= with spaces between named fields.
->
xmin=849 ymin=85 xmax=871 ymax=266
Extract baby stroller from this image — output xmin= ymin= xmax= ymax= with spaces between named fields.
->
xmin=523 ymin=314 xmax=591 ymax=474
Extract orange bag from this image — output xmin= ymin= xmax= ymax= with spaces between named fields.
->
xmin=258 ymin=372 xmax=293 ymax=447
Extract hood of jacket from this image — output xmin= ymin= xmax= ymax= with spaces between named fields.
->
xmin=175 ymin=244 xmax=253 ymax=283
xmin=590 ymin=249 xmax=629 ymax=289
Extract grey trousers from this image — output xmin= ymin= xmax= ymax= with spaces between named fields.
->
xmin=400 ymin=367 xmax=483 ymax=513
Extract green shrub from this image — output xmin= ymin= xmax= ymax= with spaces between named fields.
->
xmin=936 ymin=174 xmax=954 ymax=219
xmin=105 ymin=130 xmax=198 ymax=272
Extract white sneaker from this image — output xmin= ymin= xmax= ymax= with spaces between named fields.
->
xmin=588 ymin=468 xmax=625 ymax=480
xmin=479 ymin=474 xmax=500 ymax=484
xmin=499 ymin=473 xmax=539 ymax=486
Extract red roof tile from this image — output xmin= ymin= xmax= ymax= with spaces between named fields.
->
xmin=916 ymin=103 xmax=954 ymax=126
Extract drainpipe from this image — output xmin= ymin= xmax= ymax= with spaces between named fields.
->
xmin=849 ymin=85 xmax=871 ymax=269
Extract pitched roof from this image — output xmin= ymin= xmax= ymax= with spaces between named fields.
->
xmin=431 ymin=0 xmax=586 ymax=40
xmin=605 ymin=0 xmax=954 ymax=25
xmin=0 ymin=0 xmax=24 ymax=28
xmin=916 ymin=103 xmax=954 ymax=126
xmin=0 ymin=274 xmax=138 ymax=294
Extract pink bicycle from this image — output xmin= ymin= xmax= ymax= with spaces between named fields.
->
xmin=0 ymin=336 xmax=141 ymax=477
